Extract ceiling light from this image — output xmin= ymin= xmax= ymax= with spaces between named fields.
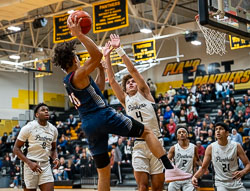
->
xmin=9 ymin=55 xmax=20 ymax=60
xmin=7 ymin=26 xmax=21 ymax=32
xmin=0 ymin=60 xmax=22 ymax=66
xmin=140 ymin=28 xmax=152 ymax=34
xmin=33 ymin=18 xmax=47 ymax=29
xmin=191 ymin=40 xmax=202 ymax=46
xmin=67 ymin=10 xmax=75 ymax=14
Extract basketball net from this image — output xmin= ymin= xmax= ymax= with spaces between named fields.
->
xmin=195 ymin=15 xmax=227 ymax=56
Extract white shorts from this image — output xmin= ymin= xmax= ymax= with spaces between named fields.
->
xmin=24 ymin=161 xmax=54 ymax=189
xmin=215 ymin=179 xmax=246 ymax=191
xmin=168 ymin=179 xmax=194 ymax=191
xmin=132 ymin=139 xmax=164 ymax=175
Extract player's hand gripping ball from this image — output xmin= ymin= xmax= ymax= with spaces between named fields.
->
xmin=69 ymin=10 xmax=92 ymax=34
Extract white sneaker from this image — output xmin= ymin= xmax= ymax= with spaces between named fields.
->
xmin=10 ymin=183 xmax=14 ymax=188
xmin=165 ymin=166 xmax=192 ymax=183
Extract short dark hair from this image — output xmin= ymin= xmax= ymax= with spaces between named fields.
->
xmin=121 ymin=74 xmax=132 ymax=92
xmin=52 ymin=40 xmax=77 ymax=71
xmin=34 ymin=103 xmax=48 ymax=115
xmin=175 ymin=125 xmax=189 ymax=138
xmin=215 ymin=122 xmax=229 ymax=132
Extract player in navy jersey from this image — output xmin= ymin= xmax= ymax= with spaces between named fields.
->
xmin=52 ymin=16 xmax=191 ymax=191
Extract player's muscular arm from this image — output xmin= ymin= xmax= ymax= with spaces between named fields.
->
xmin=68 ymin=16 xmax=102 ymax=89
xmin=103 ymin=41 xmax=125 ymax=106
xmin=194 ymin=146 xmax=202 ymax=173
xmin=13 ymin=139 xmax=42 ymax=173
xmin=51 ymin=142 xmax=59 ymax=169
xmin=233 ymin=144 xmax=250 ymax=179
xmin=192 ymin=145 xmax=212 ymax=187
xmin=109 ymin=34 xmax=153 ymax=101
xmin=95 ymin=63 xmax=105 ymax=91
xmin=167 ymin=146 xmax=175 ymax=161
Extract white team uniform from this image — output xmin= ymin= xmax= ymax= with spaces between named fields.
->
xmin=125 ymin=91 xmax=164 ymax=174
xmin=168 ymin=143 xmax=195 ymax=191
xmin=211 ymin=141 xmax=246 ymax=191
xmin=17 ymin=120 xmax=58 ymax=189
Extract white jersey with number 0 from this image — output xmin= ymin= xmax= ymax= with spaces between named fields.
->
xmin=17 ymin=120 xmax=58 ymax=162
xmin=125 ymin=91 xmax=161 ymax=138
xmin=174 ymin=143 xmax=195 ymax=174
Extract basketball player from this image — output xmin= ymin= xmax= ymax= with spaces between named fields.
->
xmin=52 ymin=15 xmax=191 ymax=191
xmin=103 ymin=34 xmax=192 ymax=190
xmin=167 ymin=126 xmax=201 ymax=191
xmin=13 ymin=103 xmax=59 ymax=191
xmin=192 ymin=122 xmax=250 ymax=191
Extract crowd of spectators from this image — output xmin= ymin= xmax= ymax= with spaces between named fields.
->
xmin=0 ymin=82 xmax=249 ymax=188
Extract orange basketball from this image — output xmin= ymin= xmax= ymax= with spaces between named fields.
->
xmin=70 ymin=11 xmax=92 ymax=34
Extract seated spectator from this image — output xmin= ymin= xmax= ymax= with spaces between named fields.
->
xmin=243 ymin=118 xmax=250 ymax=136
xmin=187 ymin=92 xmax=196 ymax=105
xmin=12 ymin=125 xmax=21 ymax=140
xmin=167 ymin=85 xmax=176 ymax=105
xmin=215 ymin=109 xmax=224 ymax=123
xmin=204 ymin=114 xmax=213 ymax=126
xmin=170 ymin=112 xmax=179 ymax=124
xmin=243 ymin=137 xmax=250 ymax=160
xmin=174 ymin=84 xmax=188 ymax=103
xmin=108 ymin=134 xmax=119 ymax=146
xmin=57 ymin=121 xmax=66 ymax=137
xmin=235 ymin=101 xmax=246 ymax=115
xmin=163 ymin=106 xmax=173 ymax=123
xmin=49 ymin=111 xmax=57 ymax=126
xmin=64 ymin=159 xmax=76 ymax=180
xmin=67 ymin=114 xmax=77 ymax=129
xmin=225 ymin=111 xmax=236 ymax=129
xmin=196 ymin=140 xmax=205 ymax=160
xmin=186 ymin=105 xmax=198 ymax=126
xmin=199 ymin=121 xmax=209 ymax=139
xmin=178 ymin=109 xmax=188 ymax=126
xmin=230 ymin=97 xmax=237 ymax=110
xmin=245 ymin=102 xmax=250 ymax=119
xmin=9 ymin=165 xmax=20 ymax=188
xmin=187 ymin=126 xmax=196 ymax=144
xmin=156 ymin=93 xmax=164 ymax=104
xmin=74 ymin=145 xmax=82 ymax=160
xmin=215 ymin=82 xmax=226 ymax=99
xmin=57 ymin=136 xmax=68 ymax=154
xmin=54 ymin=157 xmax=69 ymax=181
xmin=230 ymin=128 xmax=243 ymax=145
xmin=147 ymin=78 xmax=157 ymax=101
xmin=234 ymin=110 xmax=245 ymax=131
xmin=173 ymin=100 xmax=181 ymax=116
xmin=166 ymin=119 xmax=176 ymax=142
xmin=123 ymin=140 xmax=132 ymax=163
xmin=201 ymin=129 xmax=215 ymax=149
xmin=222 ymin=81 xmax=234 ymax=98
xmin=194 ymin=98 xmax=201 ymax=113
xmin=206 ymin=84 xmax=214 ymax=102
xmin=220 ymin=99 xmax=226 ymax=114
xmin=180 ymin=99 xmax=187 ymax=110
xmin=224 ymin=103 xmax=234 ymax=117
xmin=242 ymin=95 xmax=250 ymax=106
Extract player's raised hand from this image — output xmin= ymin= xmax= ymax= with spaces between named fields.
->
xmin=102 ymin=41 xmax=113 ymax=57
xmin=67 ymin=15 xmax=82 ymax=37
xmin=110 ymin=34 xmax=121 ymax=49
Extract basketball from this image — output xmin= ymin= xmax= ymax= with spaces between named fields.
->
xmin=70 ymin=10 xmax=92 ymax=34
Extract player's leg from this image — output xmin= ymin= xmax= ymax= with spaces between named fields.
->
xmin=93 ymin=152 xmax=111 ymax=191
xmin=23 ymin=163 xmax=39 ymax=191
xmin=150 ymin=173 xmax=164 ymax=191
xmin=167 ymin=181 xmax=180 ymax=191
xmin=134 ymin=171 xmax=149 ymax=191
xmin=182 ymin=179 xmax=195 ymax=191
xmin=39 ymin=182 xmax=54 ymax=191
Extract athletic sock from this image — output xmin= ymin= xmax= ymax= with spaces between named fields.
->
xmin=160 ymin=154 xmax=174 ymax=169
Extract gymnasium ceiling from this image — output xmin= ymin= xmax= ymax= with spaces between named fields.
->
xmin=0 ymin=0 xmax=198 ymax=72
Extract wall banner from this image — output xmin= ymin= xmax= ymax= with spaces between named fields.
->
xmin=132 ymin=39 xmax=156 ymax=62
xmin=229 ymin=35 xmax=250 ymax=50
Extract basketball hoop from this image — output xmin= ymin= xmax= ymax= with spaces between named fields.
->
xmin=195 ymin=15 xmax=227 ymax=56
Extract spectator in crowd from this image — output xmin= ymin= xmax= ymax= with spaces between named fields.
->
xmin=225 ymin=111 xmax=236 ymax=129
xmin=108 ymin=134 xmax=119 ymax=147
xmin=117 ymin=138 xmax=125 ymax=161
xmin=215 ymin=82 xmax=225 ymax=99
xmin=224 ymin=103 xmax=234 ymax=117
xmin=179 ymin=109 xmax=188 ymax=126
xmin=49 ymin=111 xmax=57 ymax=126
xmin=222 ymin=81 xmax=234 ymax=98
xmin=204 ymin=114 xmax=213 ymax=126
xmin=147 ymin=78 xmax=157 ymax=101
xmin=242 ymin=95 xmax=250 ymax=106
xmin=167 ymin=85 xmax=176 ymax=105
xmin=220 ymin=99 xmax=226 ymax=114
xmin=187 ymin=105 xmax=198 ymax=126
xmin=245 ymin=102 xmax=250 ymax=119
xmin=235 ymin=101 xmax=246 ymax=115
xmin=57 ymin=136 xmax=68 ymax=154
xmin=67 ymin=114 xmax=77 ymax=129
xmin=54 ymin=157 xmax=69 ymax=181
xmin=173 ymin=100 xmax=181 ymax=116
xmin=64 ymin=159 xmax=76 ymax=180
xmin=156 ymin=93 xmax=164 ymax=104
xmin=194 ymin=98 xmax=201 ymax=113
xmin=243 ymin=118 xmax=250 ymax=136
xmin=163 ymin=106 xmax=173 ymax=123
xmin=73 ymin=145 xmax=82 ymax=160
xmin=123 ymin=140 xmax=132 ymax=163
xmin=230 ymin=128 xmax=243 ymax=145
xmin=187 ymin=92 xmax=196 ymax=106
xmin=9 ymin=165 xmax=20 ymax=188
xmin=188 ymin=126 xmax=196 ymax=144
xmin=215 ymin=109 xmax=224 ymax=123
xmin=196 ymin=141 xmax=205 ymax=160
xmin=11 ymin=125 xmax=21 ymax=140
xmin=111 ymin=143 xmax=123 ymax=184
xmin=80 ymin=152 xmax=91 ymax=177
xmin=201 ymin=129 xmax=215 ymax=149
xmin=243 ymin=137 xmax=250 ymax=160
xmin=230 ymin=97 xmax=237 ymax=110
xmin=234 ymin=110 xmax=245 ymax=130
xmin=170 ymin=112 xmax=179 ymax=124
xmin=167 ymin=118 xmax=177 ymax=143
xmin=56 ymin=121 xmax=66 ymax=137
xmin=174 ymin=84 xmax=188 ymax=103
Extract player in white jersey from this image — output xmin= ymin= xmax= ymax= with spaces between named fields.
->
xmin=13 ymin=103 xmax=59 ymax=191
xmin=103 ymin=34 xmax=192 ymax=190
xmin=168 ymin=126 xmax=200 ymax=191
xmin=192 ymin=122 xmax=250 ymax=191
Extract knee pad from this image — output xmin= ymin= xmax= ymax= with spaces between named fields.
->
xmin=93 ymin=152 xmax=110 ymax=169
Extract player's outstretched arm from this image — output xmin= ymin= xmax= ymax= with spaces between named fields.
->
xmin=192 ymin=145 xmax=212 ymax=188
xmin=194 ymin=146 xmax=202 ymax=173
xmin=109 ymin=34 xmax=153 ymax=100
xmin=233 ymin=143 xmax=250 ymax=179
xmin=67 ymin=15 xmax=102 ymax=78
xmin=167 ymin=146 xmax=175 ymax=161
xmin=103 ymin=41 xmax=125 ymax=106
xmin=95 ymin=61 xmax=105 ymax=91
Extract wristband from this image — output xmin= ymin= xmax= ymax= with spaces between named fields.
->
xmin=115 ymin=47 xmax=126 ymax=57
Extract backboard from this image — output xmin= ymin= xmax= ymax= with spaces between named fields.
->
xmin=198 ymin=0 xmax=250 ymax=40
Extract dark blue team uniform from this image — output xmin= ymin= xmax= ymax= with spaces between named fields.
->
xmin=64 ymin=72 xmax=139 ymax=155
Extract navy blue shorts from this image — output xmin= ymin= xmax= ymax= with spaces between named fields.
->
xmin=81 ymin=107 xmax=143 ymax=156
